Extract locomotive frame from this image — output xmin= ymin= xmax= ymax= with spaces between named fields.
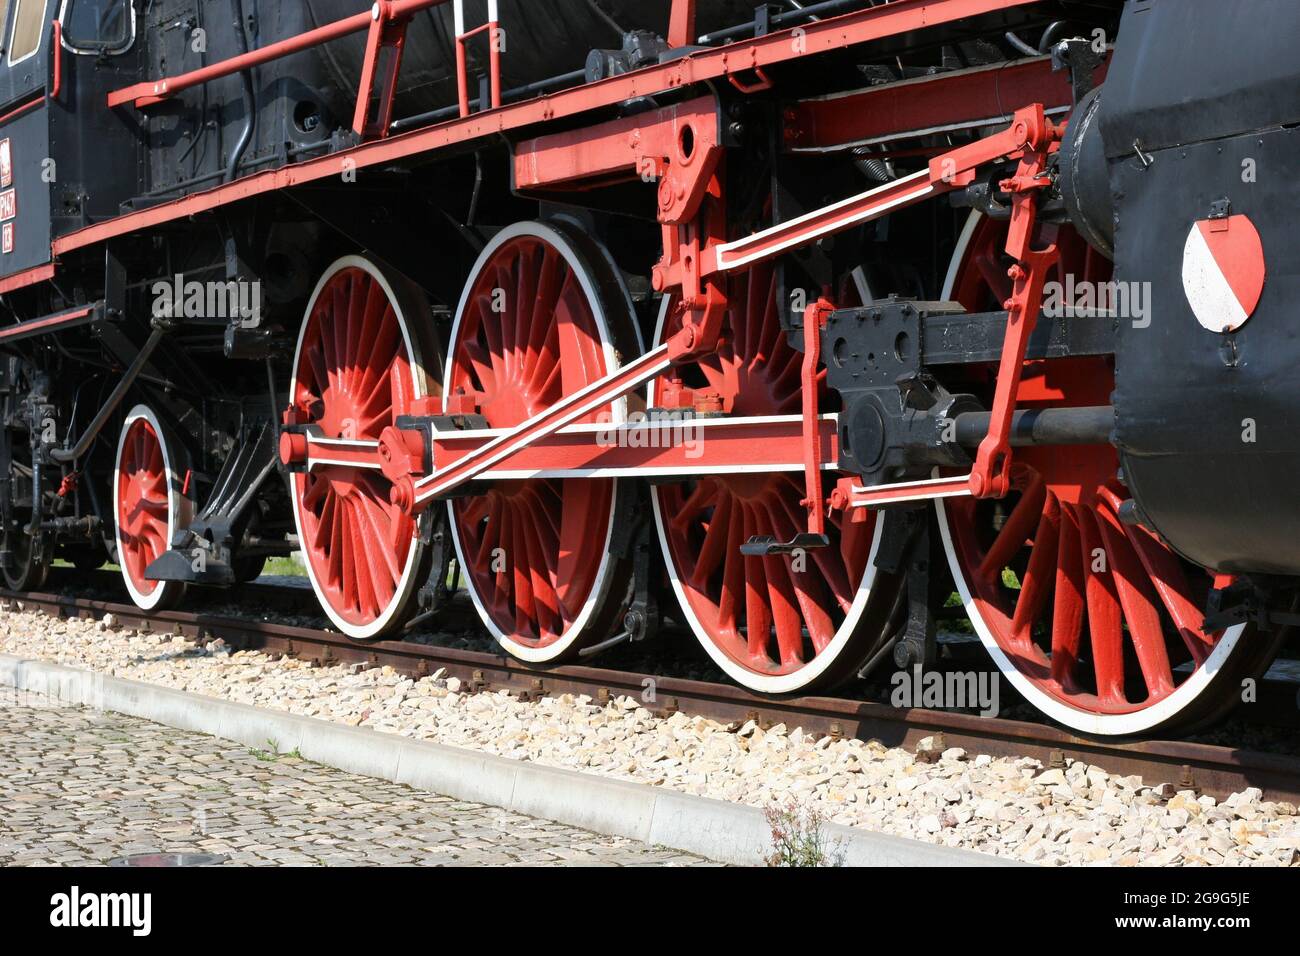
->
xmin=0 ymin=0 xmax=1293 ymax=739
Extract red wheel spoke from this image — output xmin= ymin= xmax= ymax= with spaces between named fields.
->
xmin=1098 ymin=506 xmax=1175 ymax=702
xmin=513 ymin=250 xmax=540 ymax=376
xmin=556 ymin=275 xmax=604 ymax=410
xmin=349 ymin=503 xmax=378 ymax=617
xmin=973 ymin=249 xmax=1012 ymax=305
xmin=1078 ymin=503 xmax=1126 ymax=706
xmin=520 ymin=509 xmax=561 ymax=637
xmin=524 ymin=482 xmax=562 ymax=546
xmin=744 ymin=538 xmax=773 ymax=665
xmin=716 ymin=503 xmax=747 ymax=636
xmin=474 ymin=497 xmax=503 ymax=571
xmin=1009 ymin=493 xmax=1059 ymax=660
xmin=690 ymin=493 xmax=734 ymax=590
xmin=670 ymin=478 xmax=719 ymax=530
xmin=355 ymin=487 xmax=404 ymax=587
xmin=776 ymin=496 xmax=851 ymax=609
xmin=555 ymin=478 xmax=593 ymax=617
xmin=976 ymin=469 xmax=1045 ymax=581
xmin=762 ymin=497 xmax=840 ymax=647
xmin=763 ymin=552 xmax=805 ymax=669
xmin=352 ymin=282 xmax=389 ymax=394
xmin=1098 ymin=489 xmax=1215 ymax=666
xmin=1046 ymin=503 xmax=1085 ymax=687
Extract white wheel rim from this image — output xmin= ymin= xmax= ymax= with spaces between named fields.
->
xmin=287 ymin=255 xmax=428 ymax=639
xmin=443 ymin=221 xmax=639 ymax=663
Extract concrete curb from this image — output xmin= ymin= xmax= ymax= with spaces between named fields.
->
xmin=0 ymin=653 xmax=1019 ymax=867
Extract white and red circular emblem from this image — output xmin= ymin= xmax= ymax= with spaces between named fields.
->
xmin=1181 ymin=214 xmax=1266 ymax=333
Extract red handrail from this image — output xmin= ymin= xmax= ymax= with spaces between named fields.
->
xmin=107 ymin=0 xmax=451 ymax=110
xmin=51 ymin=20 xmax=63 ymax=100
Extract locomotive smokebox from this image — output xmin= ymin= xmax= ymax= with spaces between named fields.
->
xmin=1057 ymin=86 xmax=1113 ymax=260
xmin=1099 ymin=0 xmax=1300 ymax=576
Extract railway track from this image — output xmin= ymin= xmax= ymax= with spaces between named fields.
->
xmin=5 ymin=579 xmax=1300 ymax=805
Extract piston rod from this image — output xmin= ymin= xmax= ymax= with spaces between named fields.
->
xmin=953 ymin=405 xmax=1114 ymax=448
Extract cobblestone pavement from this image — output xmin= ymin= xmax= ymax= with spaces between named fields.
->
xmin=0 ymin=693 xmax=713 ymax=867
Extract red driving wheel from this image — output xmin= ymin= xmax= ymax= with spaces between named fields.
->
xmin=289 ymin=255 xmax=439 ymax=638
xmin=445 ymin=221 xmax=638 ymax=662
xmin=652 ymin=264 xmax=894 ymax=693
xmin=936 ymin=212 xmax=1270 ymax=735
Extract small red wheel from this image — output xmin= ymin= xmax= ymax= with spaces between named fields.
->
xmin=289 ymin=255 xmax=440 ymax=638
xmin=445 ymin=221 xmax=638 ymax=662
xmin=936 ymin=212 xmax=1270 ymax=735
xmin=114 ymin=405 xmax=190 ymax=610
xmin=651 ymin=264 xmax=894 ymax=694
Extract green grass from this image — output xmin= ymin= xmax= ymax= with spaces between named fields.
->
xmin=248 ymin=738 xmax=302 ymax=762
xmin=261 ymin=555 xmax=307 ymax=578
xmin=51 ymin=558 xmax=120 ymax=572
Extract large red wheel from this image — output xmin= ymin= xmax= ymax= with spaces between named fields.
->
xmin=651 ymin=265 xmax=893 ymax=694
xmin=445 ymin=221 xmax=638 ymax=662
xmin=936 ymin=212 xmax=1267 ymax=735
xmin=114 ymin=405 xmax=190 ymax=610
xmin=289 ymin=255 xmax=439 ymax=638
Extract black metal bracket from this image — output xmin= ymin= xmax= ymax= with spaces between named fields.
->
xmin=893 ymin=516 xmax=939 ymax=669
xmin=1050 ymin=37 xmax=1104 ymax=108
xmin=740 ymin=532 xmax=830 ymax=556
xmin=1204 ymin=581 xmax=1300 ymax=634
xmin=624 ymin=517 xmax=660 ymax=645
xmin=406 ymin=508 xmax=456 ymax=632
xmin=145 ymin=421 xmax=279 ymax=585
xmin=871 ymin=505 xmax=927 ymax=577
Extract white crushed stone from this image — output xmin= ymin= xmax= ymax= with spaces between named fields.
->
xmin=2 ymin=606 xmax=1298 ymax=867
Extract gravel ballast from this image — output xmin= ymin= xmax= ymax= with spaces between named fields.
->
xmin=2 ymin=605 xmax=1298 ymax=867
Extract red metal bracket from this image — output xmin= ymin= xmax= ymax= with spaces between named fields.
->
xmin=353 ymin=2 xmax=413 ymax=139
xmin=727 ymin=65 xmax=773 ymax=95
xmin=515 ymin=95 xmax=730 ymax=363
xmin=801 ymin=295 xmax=835 ymax=536
xmin=668 ymin=0 xmax=698 ymax=48
xmin=967 ymin=145 xmax=1059 ymax=499
xmin=658 ymin=175 xmax=728 ymax=363
xmin=514 ymin=95 xmax=723 ymax=225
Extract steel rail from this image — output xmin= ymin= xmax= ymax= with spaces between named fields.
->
xmin=4 ymin=583 xmax=1300 ymax=804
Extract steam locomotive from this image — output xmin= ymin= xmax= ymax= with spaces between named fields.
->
xmin=0 ymin=0 xmax=1292 ymax=738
